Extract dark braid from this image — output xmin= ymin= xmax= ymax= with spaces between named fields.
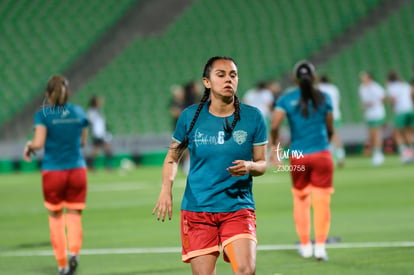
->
xmin=175 ymin=88 xmax=210 ymax=151
xmin=223 ymin=94 xmax=241 ymax=138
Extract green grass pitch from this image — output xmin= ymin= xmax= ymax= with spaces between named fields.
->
xmin=0 ymin=155 xmax=413 ymax=274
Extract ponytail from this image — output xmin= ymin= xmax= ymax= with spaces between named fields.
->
xmin=46 ymin=75 xmax=69 ymax=106
xmin=293 ymin=61 xmax=324 ymax=117
xmin=298 ymin=76 xmax=324 ymax=118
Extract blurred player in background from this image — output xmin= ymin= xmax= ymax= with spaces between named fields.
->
xmin=266 ymin=79 xmax=283 ymax=110
xmin=270 ymin=61 xmax=334 ymax=261
xmin=87 ymin=95 xmax=113 ymax=170
xmin=168 ymin=84 xmax=189 ymax=174
xmin=23 ymin=75 xmax=88 ymax=275
xmin=183 ymin=79 xmax=203 ymax=108
xmin=243 ymin=80 xmax=274 ymax=128
xmin=169 ymin=84 xmax=186 ymax=129
xmin=385 ymin=71 xmax=414 ymax=163
xmin=153 ymin=56 xmax=267 ymax=275
xmin=358 ymin=71 xmax=386 ymax=166
xmin=318 ymin=75 xmax=346 ymax=167
xmin=179 ymin=80 xmax=203 ymax=175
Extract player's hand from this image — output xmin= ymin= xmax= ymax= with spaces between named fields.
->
xmin=152 ymin=190 xmax=173 ymax=222
xmin=23 ymin=141 xmax=34 ymax=162
xmin=227 ymin=160 xmax=251 ymax=177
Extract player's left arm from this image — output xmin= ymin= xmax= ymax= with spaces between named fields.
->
xmin=227 ymin=144 xmax=267 ymax=177
xmin=23 ymin=125 xmax=47 ymax=161
xmin=249 ymin=144 xmax=267 ymax=176
xmin=325 ymin=93 xmax=334 ymax=142
xmin=270 ymin=109 xmax=285 ymax=148
xmin=326 ymin=112 xmax=334 ymax=141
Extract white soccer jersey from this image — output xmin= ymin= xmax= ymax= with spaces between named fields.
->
xmin=243 ymin=88 xmax=274 ymax=119
xmin=358 ymin=81 xmax=386 ymax=121
xmin=318 ymin=83 xmax=341 ymax=120
xmin=87 ymin=108 xmax=106 ymax=138
xmin=386 ymin=81 xmax=413 ymax=114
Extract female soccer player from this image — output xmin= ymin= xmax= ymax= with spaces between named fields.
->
xmin=153 ymin=56 xmax=267 ymax=275
xmin=270 ymin=61 xmax=334 ymax=261
xmin=385 ymin=71 xmax=414 ymax=163
xmin=359 ymin=71 xmax=386 ymax=166
xmin=23 ymin=75 xmax=89 ymax=275
xmin=87 ymin=95 xmax=113 ymax=170
xmin=318 ymin=75 xmax=346 ymax=167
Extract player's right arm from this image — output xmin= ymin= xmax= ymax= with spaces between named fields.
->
xmin=23 ymin=125 xmax=47 ymax=162
xmin=152 ymin=141 xmax=184 ymax=222
xmin=80 ymin=128 xmax=88 ymax=147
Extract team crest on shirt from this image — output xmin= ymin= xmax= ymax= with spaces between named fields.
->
xmin=232 ymin=130 xmax=247 ymax=145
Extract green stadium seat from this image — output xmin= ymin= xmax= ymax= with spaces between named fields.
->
xmin=318 ymin=0 xmax=414 ymax=123
xmin=5 ymin=0 xmax=396 ymax=135
xmin=0 ymin=0 xmax=139 ymax=126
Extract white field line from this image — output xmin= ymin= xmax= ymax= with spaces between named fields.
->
xmin=1 ymin=241 xmax=414 ymax=257
xmin=88 ymin=182 xmax=146 ymax=192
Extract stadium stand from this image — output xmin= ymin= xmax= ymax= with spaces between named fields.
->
xmin=318 ymin=0 xmax=414 ymax=122
xmin=71 ymin=0 xmax=384 ymax=135
xmin=1 ymin=0 xmax=413 ymax=169
xmin=0 ymin=0 xmax=138 ymax=127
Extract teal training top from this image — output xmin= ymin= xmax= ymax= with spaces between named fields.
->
xmin=173 ymin=102 xmax=268 ymax=213
xmin=34 ymin=103 xmax=88 ymax=170
xmin=275 ymin=88 xmax=332 ymax=155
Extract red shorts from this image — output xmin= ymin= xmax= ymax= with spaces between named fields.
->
xmin=42 ymin=167 xmax=87 ymax=211
xmin=180 ymin=208 xmax=257 ymax=263
xmin=290 ymin=150 xmax=334 ymax=193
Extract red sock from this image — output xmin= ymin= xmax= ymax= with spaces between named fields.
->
xmin=66 ymin=212 xmax=83 ymax=255
xmin=312 ymin=188 xmax=331 ymax=244
xmin=48 ymin=215 xmax=67 ymax=267
xmin=292 ymin=190 xmax=311 ymax=245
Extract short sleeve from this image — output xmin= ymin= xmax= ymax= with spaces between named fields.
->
xmin=324 ymin=92 xmax=333 ymax=112
xmin=34 ymin=110 xmax=46 ymax=127
xmin=81 ymin=110 xmax=89 ymax=128
xmin=265 ymin=91 xmax=274 ymax=105
xmin=253 ymin=110 xmax=268 ymax=146
xmin=87 ymin=109 xmax=96 ymax=123
xmin=377 ymin=84 xmax=385 ymax=98
xmin=172 ymin=109 xmax=188 ymax=143
xmin=275 ymin=94 xmax=288 ymax=113
xmin=76 ymin=106 xmax=89 ymax=128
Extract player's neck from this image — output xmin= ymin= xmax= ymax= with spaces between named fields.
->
xmin=209 ymin=98 xmax=235 ymax=117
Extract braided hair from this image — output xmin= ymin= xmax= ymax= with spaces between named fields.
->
xmin=293 ymin=60 xmax=324 ymax=118
xmin=176 ymin=56 xmax=241 ymax=151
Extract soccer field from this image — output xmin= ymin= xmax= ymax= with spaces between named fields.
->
xmin=0 ymin=155 xmax=413 ymax=275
